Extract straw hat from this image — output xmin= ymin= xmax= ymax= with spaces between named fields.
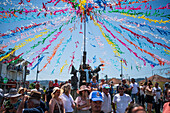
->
xmin=77 ymin=85 xmax=90 ymax=94
xmin=52 ymin=87 xmax=60 ymax=95
xmin=4 ymin=88 xmax=21 ymax=98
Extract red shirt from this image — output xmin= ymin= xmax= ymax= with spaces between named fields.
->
xmin=53 ymin=83 xmax=59 ymax=87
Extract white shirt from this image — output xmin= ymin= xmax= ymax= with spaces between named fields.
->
xmin=130 ymin=82 xmax=139 ymax=94
xmin=139 ymin=86 xmax=144 ymax=95
xmin=101 ymin=92 xmax=112 ymax=113
xmin=60 ymin=93 xmax=74 ymax=112
xmin=153 ymin=87 xmax=162 ymax=102
xmin=113 ymin=93 xmax=132 ymax=113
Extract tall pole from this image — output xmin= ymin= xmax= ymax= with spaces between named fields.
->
xmin=36 ymin=55 xmax=40 ymax=83
xmin=120 ymin=59 xmax=123 ymax=81
xmin=83 ymin=10 xmax=87 ymax=67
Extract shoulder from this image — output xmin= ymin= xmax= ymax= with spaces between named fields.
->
xmin=114 ymin=94 xmax=119 ymax=97
xmin=124 ymin=94 xmax=130 ymax=97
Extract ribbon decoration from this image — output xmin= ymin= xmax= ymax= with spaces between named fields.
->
xmin=60 ymin=60 xmax=68 ymax=74
xmin=99 ymin=57 xmax=105 ymax=71
xmin=155 ymin=3 xmax=170 ymax=10
xmin=93 ymin=55 xmax=97 ymax=63
xmin=51 ymin=35 xmax=72 ymax=74
xmin=132 ymin=58 xmax=142 ymax=71
xmin=0 ymin=29 xmax=49 ymax=62
xmin=75 ymin=41 xmax=79 ymax=48
xmin=31 ymin=55 xmax=45 ymax=70
xmin=68 ymin=51 xmax=76 ymax=73
xmin=95 ymin=19 xmax=146 ymax=66
xmin=39 ymin=37 xmax=65 ymax=72
xmin=142 ymin=57 xmax=159 ymax=68
xmin=27 ymin=29 xmax=64 ymax=67
xmin=120 ymin=25 xmax=170 ymax=50
xmin=3 ymin=53 xmax=23 ymax=64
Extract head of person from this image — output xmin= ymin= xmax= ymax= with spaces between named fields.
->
xmin=101 ymin=79 xmax=105 ymax=83
xmin=118 ymin=85 xmax=124 ymax=95
xmin=78 ymin=85 xmax=90 ymax=97
xmin=61 ymin=83 xmax=71 ymax=95
xmin=131 ymin=78 xmax=135 ymax=83
xmin=90 ymin=91 xmax=103 ymax=113
xmin=35 ymin=83 xmax=40 ymax=90
xmin=127 ymin=103 xmax=146 ymax=113
xmin=82 ymin=80 xmax=87 ymax=85
xmin=102 ymin=84 xmax=110 ymax=94
xmin=147 ymin=81 xmax=153 ymax=87
xmin=27 ymin=91 xmax=41 ymax=108
xmin=18 ymin=87 xmax=25 ymax=95
xmin=5 ymin=88 xmax=21 ymax=103
xmin=92 ymin=76 xmax=96 ymax=82
xmin=55 ymin=79 xmax=58 ymax=83
xmin=122 ymin=79 xmax=126 ymax=84
xmin=68 ymin=79 xmax=71 ymax=83
xmin=166 ymin=87 xmax=170 ymax=101
xmin=49 ymin=81 xmax=53 ymax=87
xmin=51 ymin=87 xmax=61 ymax=98
xmin=165 ymin=82 xmax=169 ymax=88
xmin=140 ymin=82 xmax=144 ymax=86
xmin=155 ymin=82 xmax=159 ymax=88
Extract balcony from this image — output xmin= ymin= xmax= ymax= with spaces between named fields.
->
xmin=7 ymin=64 xmax=17 ymax=72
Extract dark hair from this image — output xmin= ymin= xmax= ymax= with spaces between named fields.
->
xmin=79 ymin=90 xmax=90 ymax=96
xmin=127 ymin=103 xmax=145 ymax=113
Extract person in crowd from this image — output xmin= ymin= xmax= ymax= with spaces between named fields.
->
xmin=71 ymin=73 xmax=78 ymax=100
xmin=116 ymin=83 xmax=121 ymax=93
xmin=109 ymin=81 xmax=114 ymax=102
xmin=163 ymin=82 xmax=169 ymax=103
xmin=101 ymin=84 xmax=112 ymax=113
xmin=99 ymin=79 xmax=105 ymax=91
xmin=34 ymin=83 xmax=45 ymax=100
xmin=90 ymin=91 xmax=103 ymax=113
xmin=59 ymin=82 xmax=64 ymax=88
xmin=90 ymin=76 xmax=99 ymax=89
xmin=49 ymin=87 xmax=64 ymax=113
xmin=139 ymin=82 xmax=145 ymax=107
xmin=112 ymin=85 xmax=132 ymax=113
xmin=60 ymin=83 xmax=75 ymax=113
xmin=127 ymin=103 xmax=146 ymax=113
xmin=18 ymin=87 xmax=27 ymax=100
xmin=129 ymin=78 xmax=140 ymax=103
xmin=17 ymin=90 xmax=44 ymax=113
xmin=145 ymin=82 xmax=153 ymax=113
xmin=3 ymin=88 xmax=22 ymax=113
xmin=163 ymin=86 xmax=170 ymax=113
xmin=80 ymin=64 xmax=93 ymax=84
xmin=75 ymin=85 xmax=90 ymax=113
xmin=53 ymin=79 xmax=60 ymax=87
xmin=122 ymin=79 xmax=130 ymax=95
xmin=45 ymin=81 xmax=54 ymax=109
xmin=153 ymin=82 xmax=162 ymax=113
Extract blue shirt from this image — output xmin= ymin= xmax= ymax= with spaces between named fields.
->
xmin=23 ymin=106 xmax=44 ymax=113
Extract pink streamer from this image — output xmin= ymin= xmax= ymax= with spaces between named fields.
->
xmin=97 ymin=20 xmax=146 ymax=66
xmin=115 ymin=4 xmax=142 ymax=10
xmin=155 ymin=3 xmax=170 ymax=10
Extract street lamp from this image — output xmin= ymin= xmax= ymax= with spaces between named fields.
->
xmin=36 ymin=52 xmax=49 ymax=83
xmin=115 ymin=55 xmax=123 ymax=81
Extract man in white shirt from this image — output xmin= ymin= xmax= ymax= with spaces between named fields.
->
xmin=101 ymin=84 xmax=112 ymax=113
xmin=129 ymin=78 xmax=140 ymax=103
xmin=153 ymin=82 xmax=162 ymax=113
xmin=112 ymin=85 xmax=132 ymax=113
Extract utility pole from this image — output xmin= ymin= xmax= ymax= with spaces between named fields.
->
xmin=115 ymin=56 xmax=123 ymax=81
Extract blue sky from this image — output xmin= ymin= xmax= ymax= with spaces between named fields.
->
xmin=0 ymin=0 xmax=169 ymax=81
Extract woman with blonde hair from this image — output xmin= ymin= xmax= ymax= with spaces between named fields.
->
xmin=60 ymin=83 xmax=75 ymax=113
xmin=75 ymin=85 xmax=90 ymax=113
xmin=49 ymin=87 xmax=65 ymax=113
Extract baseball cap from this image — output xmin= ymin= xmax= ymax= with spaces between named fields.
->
xmin=91 ymin=91 xmax=103 ymax=102
xmin=102 ymin=84 xmax=110 ymax=89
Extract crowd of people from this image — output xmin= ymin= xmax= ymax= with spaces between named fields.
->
xmin=0 ymin=76 xmax=170 ymax=113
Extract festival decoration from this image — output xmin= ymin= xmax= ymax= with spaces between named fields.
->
xmin=0 ymin=0 xmax=169 ymax=79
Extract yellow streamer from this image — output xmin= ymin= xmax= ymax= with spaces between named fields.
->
xmin=121 ymin=13 xmax=170 ymax=24
xmin=0 ymin=28 xmax=49 ymax=62
xmin=93 ymin=19 xmax=120 ymax=56
xmin=163 ymin=48 xmax=170 ymax=55
xmin=60 ymin=60 xmax=68 ymax=74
